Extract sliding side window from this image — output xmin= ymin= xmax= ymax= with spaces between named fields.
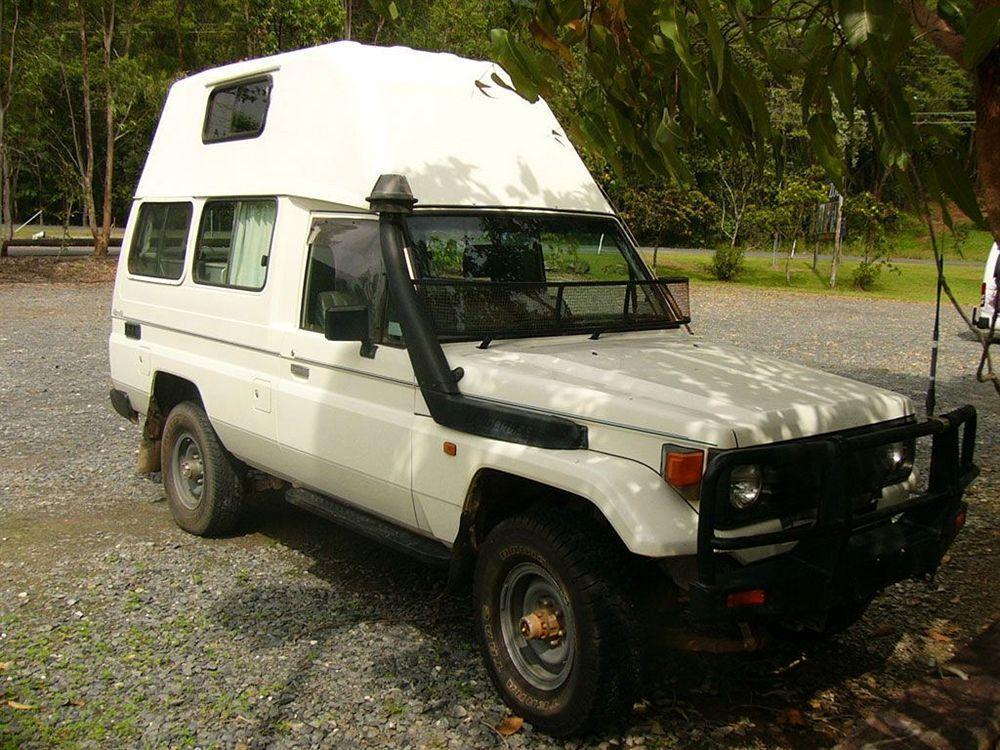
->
xmin=127 ymin=202 xmax=193 ymax=280
xmin=194 ymin=199 xmax=277 ymax=291
xmin=203 ymin=77 xmax=272 ymax=143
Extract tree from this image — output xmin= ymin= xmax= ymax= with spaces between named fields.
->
xmin=711 ymin=152 xmax=759 ymax=248
xmin=0 ymin=0 xmax=18 ymax=241
xmin=491 ymin=0 xmax=1000 ymax=396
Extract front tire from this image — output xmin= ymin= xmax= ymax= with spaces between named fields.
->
xmin=161 ymin=400 xmax=246 ymax=536
xmin=473 ymin=509 xmax=641 ymax=736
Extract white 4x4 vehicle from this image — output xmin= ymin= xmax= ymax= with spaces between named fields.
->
xmin=109 ymin=43 xmax=978 ymax=734
xmin=972 ymin=242 xmax=999 ymax=337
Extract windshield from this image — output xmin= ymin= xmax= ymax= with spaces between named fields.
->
xmin=405 ymin=212 xmax=690 ymax=342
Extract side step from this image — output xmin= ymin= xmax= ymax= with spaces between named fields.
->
xmin=285 ymin=487 xmax=452 ymax=568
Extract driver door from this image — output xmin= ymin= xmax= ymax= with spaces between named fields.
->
xmin=276 ymin=216 xmax=418 ymax=528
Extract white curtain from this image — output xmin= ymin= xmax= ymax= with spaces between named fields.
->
xmin=228 ymin=200 xmax=276 ymax=288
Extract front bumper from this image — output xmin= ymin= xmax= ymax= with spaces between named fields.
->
xmin=973 ymin=306 xmax=998 ymax=331
xmin=689 ymin=406 xmax=978 ymax=624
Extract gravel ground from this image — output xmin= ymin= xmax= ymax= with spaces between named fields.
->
xmin=1 ymin=281 xmax=997 ymax=750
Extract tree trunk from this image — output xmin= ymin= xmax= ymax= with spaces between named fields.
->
xmin=77 ymin=5 xmax=99 ymax=253
xmin=96 ymin=8 xmax=115 ymax=259
xmin=785 ymin=237 xmax=797 ymax=284
xmin=976 ymin=46 xmax=1000 ymax=245
xmin=1 ymin=148 xmax=11 ymax=241
xmin=0 ymin=104 xmax=9 ymax=241
xmin=829 ymin=194 xmax=844 ymax=287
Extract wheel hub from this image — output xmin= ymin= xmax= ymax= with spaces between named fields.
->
xmin=180 ymin=457 xmax=203 ymax=481
xmin=519 ymin=602 xmax=565 ymax=645
xmin=171 ymin=432 xmax=205 ymax=510
xmin=499 ymin=563 xmax=576 ymax=691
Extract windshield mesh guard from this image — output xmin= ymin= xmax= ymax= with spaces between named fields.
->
xmin=412 ymin=277 xmax=691 ymax=341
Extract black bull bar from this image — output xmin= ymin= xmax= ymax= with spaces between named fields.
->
xmin=689 ymin=405 xmax=979 ymax=622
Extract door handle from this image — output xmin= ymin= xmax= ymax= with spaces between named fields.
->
xmin=290 ymin=363 xmax=310 ymax=379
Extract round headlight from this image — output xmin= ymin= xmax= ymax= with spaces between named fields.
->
xmin=881 ymin=440 xmax=914 ymax=483
xmin=729 ymin=464 xmax=763 ymax=509
xmin=884 ymin=441 xmax=906 ymax=471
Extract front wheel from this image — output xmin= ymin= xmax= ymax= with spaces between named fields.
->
xmin=161 ymin=400 xmax=247 ymax=536
xmin=473 ymin=510 xmax=641 ymax=736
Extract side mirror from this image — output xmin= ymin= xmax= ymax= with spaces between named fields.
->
xmin=324 ymin=306 xmax=377 ymax=358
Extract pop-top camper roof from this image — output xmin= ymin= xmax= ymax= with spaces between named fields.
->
xmin=136 ymin=42 xmax=612 ymax=214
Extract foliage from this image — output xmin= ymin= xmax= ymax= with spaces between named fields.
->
xmin=0 ymin=0 xmax=989 ymax=256
xmin=845 ymin=191 xmax=900 ymax=260
xmin=488 ymin=0 xmax=992 ymax=240
xmin=851 ymin=258 xmax=882 ymax=289
xmin=845 ymin=191 xmax=900 ymax=289
xmin=546 ymin=244 xmax=590 ymax=275
xmin=614 ymin=184 xmax=716 ymax=248
xmin=709 ymin=244 xmax=746 ymax=280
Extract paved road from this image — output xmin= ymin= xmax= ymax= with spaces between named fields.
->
xmin=1 ymin=282 xmax=997 ymax=749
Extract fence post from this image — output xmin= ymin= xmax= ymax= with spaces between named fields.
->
xmin=829 ymin=194 xmax=844 ymax=288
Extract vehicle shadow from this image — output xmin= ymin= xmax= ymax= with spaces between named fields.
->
xmin=203 ymin=498 xmax=967 ymax=749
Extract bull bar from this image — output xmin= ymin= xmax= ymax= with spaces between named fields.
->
xmin=689 ymin=405 xmax=979 ymax=623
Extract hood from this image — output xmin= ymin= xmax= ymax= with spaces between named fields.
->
xmin=444 ymin=330 xmax=912 ymax=448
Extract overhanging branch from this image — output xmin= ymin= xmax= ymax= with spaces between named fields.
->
xmin=902 ymin=0 xmax=966 ymax=67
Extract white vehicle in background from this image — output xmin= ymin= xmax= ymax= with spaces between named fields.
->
xmin=972 ymin=242 xmax=999 ymax=336
xmin=107 ymin=43 xmax=979 ymax=735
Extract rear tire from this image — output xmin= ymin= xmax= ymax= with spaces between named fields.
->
xmin=473 ymin=509 xmax=641 ymax=736
xmin=161 ymin=400 xmax=246 ymax=536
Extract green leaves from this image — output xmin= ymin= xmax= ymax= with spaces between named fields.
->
xmin=830 ymin=47 xmax=854 ymax=121
xmin=488 ymin=28 xmax=557 ymax=102
xmin=691 ymin=0 xmax=726 ymax=84
xmin=486 ymin=0 xmax=984 ymax=240
xmin=963 ymin=7 xmax=1000 ymax=68
xmin=806 ymin=113 xmax=845 ymax=183
xmin=837 ymin=0 xmax=885 ymax=48
xmin=932 ymin=153 xmax=985 ymax=225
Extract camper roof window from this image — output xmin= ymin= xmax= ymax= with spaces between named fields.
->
xmin=203 ymin=77 xmax=272 ymax=143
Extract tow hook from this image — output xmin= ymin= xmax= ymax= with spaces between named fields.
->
xmin=520 ymin=602 xmax=565 ymax=645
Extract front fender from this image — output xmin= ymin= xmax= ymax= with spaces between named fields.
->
xmin=411 ymin=418 xmax=698 ymax=558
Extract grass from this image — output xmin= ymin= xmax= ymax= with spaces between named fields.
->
xmin=640 ymin=251 xmax=984 ymax=304
xmin=710 ymin=220 xmax=994 ymax=263
xmin=578 ymin=251 xmax=981 ymax=305
xmin=851 ymin=220 xmax=996 ymax=262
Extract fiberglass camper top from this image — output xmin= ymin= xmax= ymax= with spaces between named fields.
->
xmin=137 ymin=41 xmax=612 ymax=213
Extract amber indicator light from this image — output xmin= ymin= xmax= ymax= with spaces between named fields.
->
xmin=443 ymin=441 xmax=457 ymax=456
xmin=665 ymin=451 xmax=703 ymax=487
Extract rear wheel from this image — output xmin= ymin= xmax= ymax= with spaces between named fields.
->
xmin=161 ymin=401 xmax=246 ymax=536
xmin=473 ymin=509 xmax=641 ymax=736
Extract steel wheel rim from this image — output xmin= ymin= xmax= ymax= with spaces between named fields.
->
xmin=499 ymin=562 xmax=575 ymax=691
xmin=171 ymin=432 xmax=205 ymax=510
